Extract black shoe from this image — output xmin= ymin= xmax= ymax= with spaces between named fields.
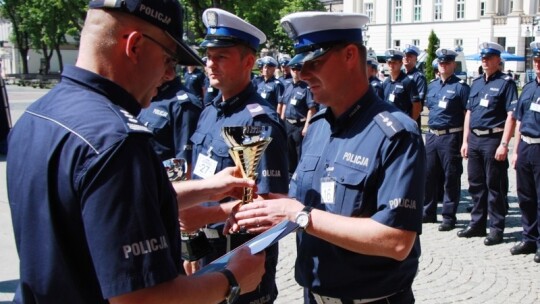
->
xmin=535 ymin=250 xmax=540 ymax=263
xmin=457 ymin=226 xmax=486 ymax=238
xmin=438 ymin=222 xmax=455 ymax=231
xmin=484 ymin=231 xmax=503 ymax=246
xmin=510 ymin=242 xmax=537 ymax=255
xmin=422 ymin=215 xmax=437 ymax=223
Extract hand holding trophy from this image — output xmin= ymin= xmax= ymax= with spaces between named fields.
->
xmin=221 ymin=126 xmax=272 ymax=250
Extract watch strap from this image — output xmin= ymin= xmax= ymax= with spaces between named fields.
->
xmin=219 ymin=268 xmax=239 ymax=303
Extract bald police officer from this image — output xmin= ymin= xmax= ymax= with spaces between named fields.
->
xmin=510 ymin=41 xmax=540 ymax=262
xmin=458 ymin=42 xmax=518 ymax=246
xmin=423 ymin=48 xmax=469 ymax=231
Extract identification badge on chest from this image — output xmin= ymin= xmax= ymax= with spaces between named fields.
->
xmin=260 ymin=92 xmax=267 ymax=99
xmin=207 ymin=87 xmax=214 ymax=93
xmin=193 ymin=151 xmax=218 ymax=179
xmin=290 ymin=98 xmax=298 ymax=106
xmin=389 ymin=93 xmax=395 ymax=102
xmin=480 ymin=94 xmax=490 ymax=107
xmin=530 ymin=98 xmax=540 ymax=112
xmin=438 ymin=96 xmax=447 ymax=109
xmin=320 ymin=176 xmax=336 ymax=204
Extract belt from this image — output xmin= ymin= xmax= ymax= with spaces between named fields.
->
xmin=471 ymin=127 xmax=504 ymax=136
xmin=521 ymin=135 xmax=540 ymax=144
xmin=286 ymin=118 xmax=307 ymax=124
xmin=429 ymin=127 xmax=463 ymax=136
xmin=312 ymin=292 xmax=395 ymax=304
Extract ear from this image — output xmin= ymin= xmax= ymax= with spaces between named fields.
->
xmin=343 ymin=44 xmax=358 ymax=67
xmin=124 ymin=31 xmax=143 ymax=64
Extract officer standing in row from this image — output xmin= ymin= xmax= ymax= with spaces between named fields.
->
xmin=278 ymin=55 xmax=293 ymax=89
xmin=423 ymin=48 xmax=469 ymax=231
xmin=278 ymin=62 xmax=317 ymax=176
xmin=510 ymin=41 xmax=540 ymax=263
xmin=233 ymin=11 xmax=425 ymax=303
xmin=458 ymin=42 xmax=518 ymax=246
xmin=181 ymin=8 xmax=289 ymax=303
xmin=403 ymin=44 xmax=427 ymax=128
xmin=257 ymin=56 xmax=284 ymax=110
xmin=202 ymin=57 xmax=220 ymax=107
xmin=183 ymin=65 xmax=206 ymax=106
xmin=382 ymin=49 xmax=421 ymax=121
xmin=367 ymin=55 xmax=384 ymax=99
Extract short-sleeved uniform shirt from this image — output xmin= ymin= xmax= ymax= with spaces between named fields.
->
xmin=256 ymin=76 xmax=284 ymax=109
xmin=407 ymin=67 xmax=427 ymax=102
xmin=467 ymin=71 xmax=518 ymax=129
xmin=183 ymin=68 xmax=206 ymax=103
xmin=426 ymin=74 xmax=469 ymax=129
xmin=514 ymin=78 xmax=540 ymax=137
xmin=369 ymin=75 xmax=384 ymax=100
xmin=280 ymin=80 xmax=316 ymax=120
xmin=138 ymin=77 xmax=202 ymax=162
xmin=382 ymin=71 xmax=420 ymax=116
xmin=290 ymin=89 xmax=425 ymax=299
xmin=7 ymin=66 xmax=181 ymax=303
xmin=279 ymin=74 xmax=293 ymax=91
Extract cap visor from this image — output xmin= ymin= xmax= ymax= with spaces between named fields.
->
xmin=200 ymin=39 xmax=239 ymax=49
xmin=289 ymin=48 xmax=332 ymax=66
xmin=165 ymin=32 xmax=204 ymax=66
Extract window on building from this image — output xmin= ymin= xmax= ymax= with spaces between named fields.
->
xmin=497 ymin=37 xmax=506 ymax=49
xmin=455 ymin=39 xmax=463 ymax=49
xmin=434 ymin=0 xmax=442 ymax=20
xmin=412 ymin=39 xmax=420 ymax=46
xmin=395 ymin=0 xmax=402 ymax=23
xmin=456 ymin=0 xmax=465 ymax=19
xmin=394 ymin=40 xmax=401 ymax=49
xmin=480 ymin=1 xmax=485 ymax=16
xmin=365 ymin=2 xmax=374 ymax=22
xmin=414 ymin=0 xmax=422 ymax=22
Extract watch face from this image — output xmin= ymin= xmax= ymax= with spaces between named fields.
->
xmin=296 ymin=213 xmax=309 ymax=228
xmin=228 ymin=286 xmax=241 ymax=303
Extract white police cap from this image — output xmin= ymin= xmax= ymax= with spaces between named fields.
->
xmin=435 ymin=48 xmax=458 ymax=62
xmin=201 ymin=8 xmax=266 ymax=50
xmin=260 ymin=56 xmax=278 ymax=67
xmin=531 ymin=41 xmax=540 ymax=58
xmin=278 ymin=55 xmax=291 ymax=66
xmin=479 ymin=42 xmax=504 ymax=57
xmin=432 ymin=58 xmax=438 ymax=69
xmin=385 ymin=49 xmax=404 ymax=61
xmin=366 ymin=56 xmax=379 ymax=67
xmin=280 ymin=11 xmax=369 ymax=65
xmin=403 ymin=44 xmax=421 ymax=56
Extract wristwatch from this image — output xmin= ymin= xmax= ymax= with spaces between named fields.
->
xmin=295 ymin=206 xmax=313 ymax=229
xmin=500 ymin=141 xmax=508 ymax=148
xmin=219 ymin=268 xmax=240 ymax=304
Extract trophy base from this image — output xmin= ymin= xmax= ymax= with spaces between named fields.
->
xmin=226 ymin=232 xmax=256 ymax=252
xmin=181 ymin=231 xmax=213 ymax=261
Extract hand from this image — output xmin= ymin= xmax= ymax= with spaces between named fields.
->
xmin=227 ymin=247 xmax=266 ymax=294
xmin=179 ymin=205 xmax=212 ymax=233
xmin=494 ymin=145 xmax=508 ymax=161
xmin=460 ymin=143 xmax=468 ymax=159
xmin=510 ymin=153 xmax=518 ymax=169
xmin=206 ymin=167 xmax=256 ymax=202
xmin=183 ymin=260 xmax=201 ymax=275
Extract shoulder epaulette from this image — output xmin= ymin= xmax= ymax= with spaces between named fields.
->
xmin=429 ymin=78 xmax=437 ymax=83
xmin=176 ymin=92 xmax=189 ymax=101
xmin=473 ymin=75 xmax=483 ymax=81
xmin=116 ymin=107 xmax=152 ymax=135
xmin=373 ymin=111 xmax=405 ymax=139
xmin=309 ymin=107 xmax=327 ymax=124
xmin=503 ymin=75 xmax=512 ymax=81
xmin=246 ymin=103 xmax=268 ymax=118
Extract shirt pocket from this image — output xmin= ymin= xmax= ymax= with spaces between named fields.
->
xmin=330 ymin=162 xmax=368 ymax=216
xmin=293 ymin=154 xmax=320 ymax=203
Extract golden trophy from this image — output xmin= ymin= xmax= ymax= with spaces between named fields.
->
xmin=221 ymin=126 xmax=272 ymax=250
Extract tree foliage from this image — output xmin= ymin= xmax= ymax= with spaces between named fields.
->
xmin=425 ymin=30 xmax=439 ymax=82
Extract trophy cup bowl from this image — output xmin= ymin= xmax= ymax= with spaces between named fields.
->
xmin=221 ymin=126 xmax=273 ymax=251
xmin=162 ymin=158 xmax=187 ymax=181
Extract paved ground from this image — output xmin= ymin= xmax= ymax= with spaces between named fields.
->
xmin=0 ymin=85 xmax=539 ymax=303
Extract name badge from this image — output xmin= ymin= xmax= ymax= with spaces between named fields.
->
xmin=207 ymin=87 xmax=214 ymax=93
xmin=389 ymin=93 xmax=395 ymax=102
xmin=480 ymin=98 xmax=489 ymax=107
xmin=438 ymin=100 xmax=448 ymax=109
xmin=320 ymin=177 xmax=335 ymax=204
xmin=290 ymin=98 xmax=298 ymax=106
xmin=260 ymin=92 xmax=267 ymax=99
xmin=531 ymin=102 xmax=540 ymax=113
xmin=193 ymin=153 xmax=218 ymax=179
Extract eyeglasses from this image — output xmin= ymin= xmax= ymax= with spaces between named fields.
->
xmin=142 ymin=33 xmax=179 ymax=68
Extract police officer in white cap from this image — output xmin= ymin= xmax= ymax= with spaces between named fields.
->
xmin=367 ymin=55 xmax=384 ymax=99
xmin=403 ymin=44 xmax=427 ymax=127
xmin=458 ymin=42 xmax=518 ymax=246
xmin=256 ymin=55 xmax=284 ymax=109
xmin=232 ymin=11 xmax=425 ymax=303
xmin=510 ymin=40 xmax=540 ymax=262
xmin=382 ymin=49 xmax=421 ymax=121
xmin=423 ymin=48 xmax=470 ymax=231
xmin=182 ymin=7 xmax=289 ymax=304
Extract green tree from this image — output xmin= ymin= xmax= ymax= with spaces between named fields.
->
xmin=425 ymin=30 xmax=439 ymax=82
xmin=0 ymin=0 xmax=31 ymax=74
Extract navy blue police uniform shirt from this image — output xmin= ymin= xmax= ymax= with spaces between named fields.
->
xmin=203 ymin=76 xmax=220 ymax=107
xmin=256 ymin=76 xmax=284 ymax=109
xmin=7 ymin=65 xmax=181 ymax=303
xmin=382 ymin=71 xmax=420 ymax=115
xmin=183 ymin=68 xmax=206 ymax=103
xmin=289 ymin=89 xmax=425 ymax=299
xmin=278 ymin=74 xmax=293 ymax=91
xmin=369 ymin=75 xmax=384 ymax=100
xmin=138 ymin=78 xmax=202 ymax=162
xmin=426 ymin=74 xmax=470 ymax=129
xmin=514 ymin=78 xmax=540 ymax=138
xmin=191 ymin=83 xmax=289 ymax=202
xmin=281 ymin=80 xmax=316 ymax=120
xmin=407 ymin=67 xmax=427 ymax=102
xmin=467 ymin=71 xmax=518 ymax=129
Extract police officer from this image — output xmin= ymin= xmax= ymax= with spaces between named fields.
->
xmin=257 ymin=56 xmax=285 ymax=110
xmin=509 ymin=41 xmax=540 ymax=262
xmin=183 ymin=65 xmax=206 ymax=105
xmin=278 ymin=55 xmax=293 ymax=90
xmin=138 ymin=76 xmax=202 ymax=177
xmin=252 ymin=58 xmax=265 ymax=87
xmin=233 ymin=11 xmax=425 ymax=303
xmin=403 ymin=44 xmax=427 ymax=127
xmin=279 ymin=62 xmax=317 ymax=175
xmin=5 ymin=0 xmax=265 ymax=302
xmin=202 ymin=56 xmax=220 ymax=107
xmin=432 ymin=59 xmax=439 ymax=78
xmin=382 ymin=49 xmax=421 ymax=121
xmin=458 ymin=42 xmax=518 ymax=246
xmin=182 ymin=8 xmax=289 ymax=304
xmin=367 ymin=55 xmax=384 ymax=99
xmin=423 ymin=48 xmax=469 ymax=231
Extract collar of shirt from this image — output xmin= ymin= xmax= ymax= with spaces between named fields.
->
xmin=214 ymin=83 xmax=254 ymax=115
xmin=482 ymin=70 xmax=504 ymax=83
xmin=62 ymin=65 xmax=142 ymax=116
xmin=325 ymin=88 xmax=376 ymax=135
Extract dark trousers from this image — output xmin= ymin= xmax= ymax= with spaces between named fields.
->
xmin=286 ymin=121 xmax=304 ymax=175
xmin=515 ymin=140 xmax=540 ymax=246
xmin=467 ymin=133 xmax=508 ymax=232
xmin=304 ymin=286 xmax=415 ymax=304
xmin=424 ymin=132 xmax=463 ymax=224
